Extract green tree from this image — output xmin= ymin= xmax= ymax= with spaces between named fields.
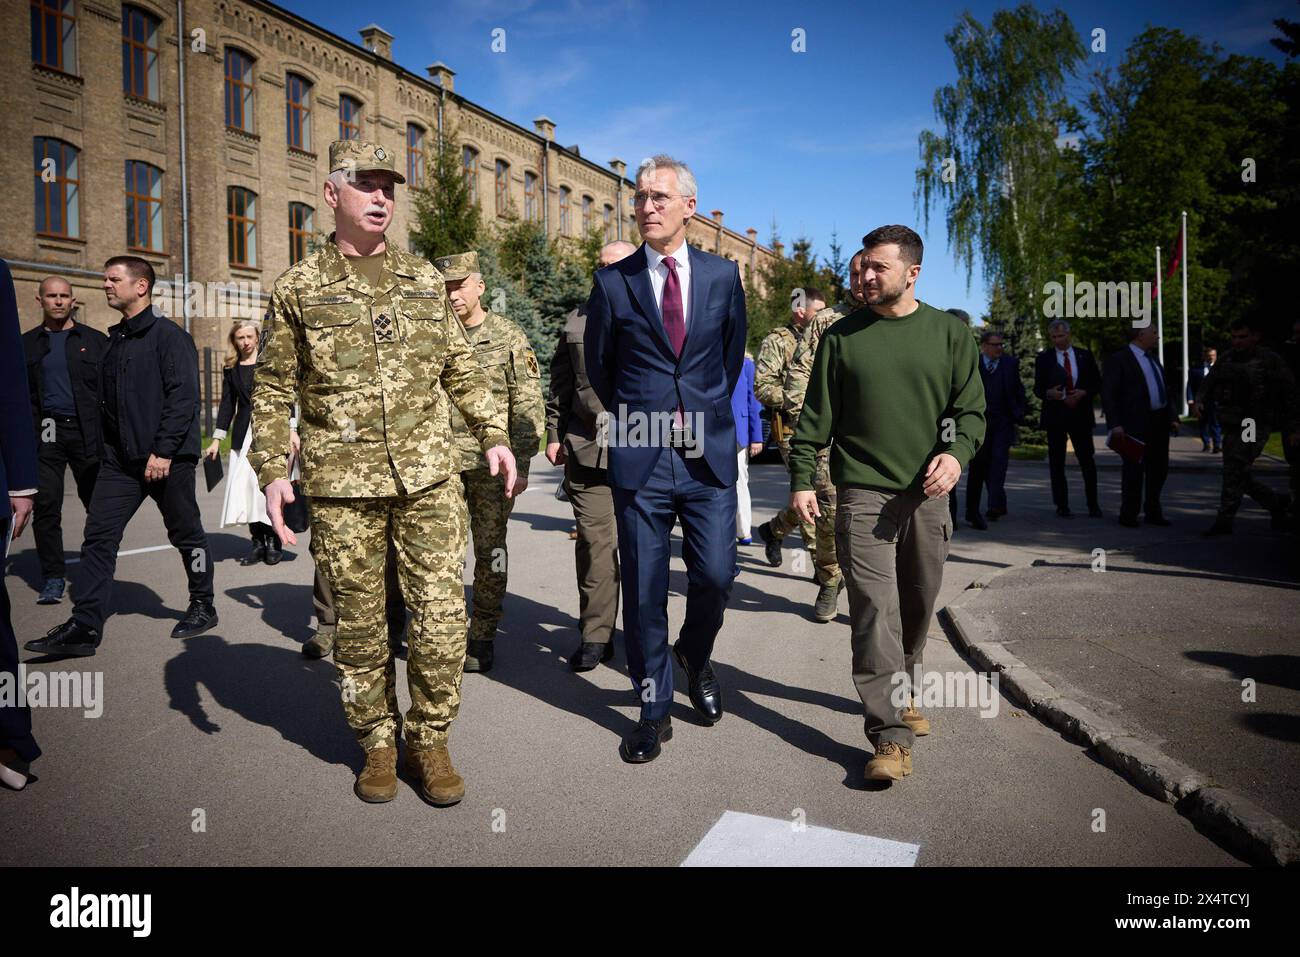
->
xmin=916 ymin=5 xmax=1086 ymax=444
xmin=409 ymin=123 xmax=481 ymax=260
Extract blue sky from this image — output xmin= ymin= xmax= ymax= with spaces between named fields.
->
xmin=278 ymin=0 xmax=1292 ymax=320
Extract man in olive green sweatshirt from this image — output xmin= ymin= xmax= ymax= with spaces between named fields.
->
xmin=789 ymin=225 xmax=985 ymax=784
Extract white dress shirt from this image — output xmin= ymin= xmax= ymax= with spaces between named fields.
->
xmin=1129 ymin=341 xmax=1167 ymax=410
xmin=645 ymin=240 xmax=691 ymax=329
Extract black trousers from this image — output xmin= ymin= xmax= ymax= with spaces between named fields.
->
xmin=1120 ymin=410 xmax=1171 ymax=522
xmin=72 ymin=444 xmax=213 ymax=634
xmin=967 ymin=417 xmax=1014 ymax=516
xmin=1046 ymin=415 xmax=1099 ymax=510
xmin=1 ymin=518 xmax=41 ymax=762
xmin=33 ymin=415 xmax=99 ymax=579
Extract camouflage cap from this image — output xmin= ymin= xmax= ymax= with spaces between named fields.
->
xmin=328 ymin=139 xmax=405 ymax=185
xmin=434 ymin=251 xmax=480 ymax=281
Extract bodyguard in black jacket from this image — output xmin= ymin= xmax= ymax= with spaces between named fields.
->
xmin=1102 ymin=324 xmax=1177 ymax=528
xmin=26 ymin=257 xmax=217 ymax=660
xmin=1034 ymin=320 xmax=1104 ymax=517
xmin=21 ymin=277 xmax=109 ymax=603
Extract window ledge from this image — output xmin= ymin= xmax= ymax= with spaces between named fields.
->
xmin=287 ymin=146 xmax=317 ymax=160
xmin=37 ymin=233 xmax=87 ymax=247
xmin=124 ymin=94 xmax=166 ymax=114
xmin=225 ymin=127 xmax=261 ymax=144
xmin=32 ymin=64 xmax=84 ymax=87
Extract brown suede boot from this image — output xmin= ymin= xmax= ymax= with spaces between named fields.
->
xmin=406 ymin=745 xmax=465 ymax=806
xmin=901 ymin=696 xmax=931 ymax=736
xmin=354 ymin=746 xmax=399 ymax=803
xmin=865 ymin=741 xmax=913 ymax=782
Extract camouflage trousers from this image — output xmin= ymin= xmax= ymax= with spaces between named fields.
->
xmin=309 ymin=475 xmax=468 ymax=753
xmin=462 ymin=466 xmax=516 ymax=643
xmin=1216 ymin=425 xmax=1285 ymax=518
xmin=769 ymin=445 xmax=840 ymax=585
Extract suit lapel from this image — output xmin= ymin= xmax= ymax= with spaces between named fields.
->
xmin=682 ymin=246 xmax=706 ymax=358
xmin=623 ymin=245 xmax=674 ymax=356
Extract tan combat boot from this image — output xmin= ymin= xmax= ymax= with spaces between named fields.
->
xmin=302 ymin=625 xmax=335 ymax=659
xmin=865 ymin=741 xmax=913 ymax=782
xmin=901 ymin=696 xmax=931 ymax=736
xmin=354 ymin=746 xmax=399 ymax=803
xmin=406 ymin=745 xmax=465 ymax=806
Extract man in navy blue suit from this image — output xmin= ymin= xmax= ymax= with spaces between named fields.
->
xmin=1 ymin=259 xmax=42 ymax=789
xmin=965 ymin=329 xmax=1027 ymax=528
xmin=584 ymin=155 xmax=747 ymax=763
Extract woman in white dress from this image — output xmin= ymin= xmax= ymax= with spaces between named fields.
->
xmin=204 ymin=320 xmax=277 ymax=564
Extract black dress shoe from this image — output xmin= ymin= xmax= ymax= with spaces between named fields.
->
xmin=986 ymin=507 xmax=1006 ymax=521
xmin=172 ymin=602 xmax=218 ymax=639
xmin=570 ymin=640 xmax=614 ymax=672
xmin=966 ymin=513 xmax=988 ymax=531
xmin=239 ymin=537 xmax=267 ymax=566
xmin=1088 ymin=505 xmax=1103 ymax=518
xmin=672 ymin=641 xmax=723 ymax=724
xmin=262 ymin=535 xmax=283 ymax=565
xmin=619 ymin=717 xmax=672 ymax=763
xmin=1056 ymin=505 xmax=1073 ymax=518
xmin=1145 ymin=515 xmax=1172 ymax=527
xmin=757 ymin=522 xmax=783 ymax=568
xmin=24 ymin=619 xmax=100 ymax=658
xmin=1118 ymin=515 xmax=1140 ymax=528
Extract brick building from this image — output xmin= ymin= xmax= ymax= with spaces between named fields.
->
xmin=7 ymin=0 xmax=780 ymax=357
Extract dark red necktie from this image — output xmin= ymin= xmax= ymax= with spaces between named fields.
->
xmin=1063 ymin=351 xmax=1074 ymax=391
xmin=662 ymin=256 xmax=685 ymax=356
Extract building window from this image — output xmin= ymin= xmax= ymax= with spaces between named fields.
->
xmin=34 ymin=137 xmax=80 ymax=238
xmin=603 ymin=204 xmax=613 ymax=242
xmin=227 ymin=186 xmax=257 ymax=268
xmin=494 ymin=159 xmax=509 ymax=217
xmin=338 ymin=95 xmax=362 ymax=141
xmin=407 ymin=124 xmax=425 ymax=188
xmin=224 ymin=48 xmax=255 ymax=132
xmin=285 ymin=73 xmax=312 ymax=151
xmin=31 ymin=0 xmax=77 ymax=73
xmin=558 ymin=187 xmax=571 ymax=235
xmin=462 ymin=146 xmax=478 ymax=205
xmin=582 ymin=195 xmax=593 ymax=235
xmin=125 ymin=160 xmax=163 ymax=252
xmin=288 ymin=202 xmax=314 ymax=264
xmin=523 ymin=172 xmax=538 ymax=222
xmin=121 ymin=5 xmax=160 ymax=101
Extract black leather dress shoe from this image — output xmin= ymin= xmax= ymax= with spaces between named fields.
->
xmin=619 ymin=717 xmax=672 ymax=763
xmin=1118 ymin=515 xmax=1140 ymax=528
xmin=24 ymin=619 xmax=100 ymax=658
xmin=239 ymin=538 xmax=267 ymax=566
xmin=966 ymin=512 xmax=988 ymax=531
xmin=1088 ymin=505 xmax=1104 ymax=518
xmin=172 ymin=602 xmax=218 ymax=639
xmin=262 ymin=535 xmax=283 ymax=565
xmin=1145 ymin=515 xmax=1172 ymax=527
xmin=986 ymin=507 xmax=1006 ymax=521
xmin=570 ymin=640 xmax=614 ymax=672
xmin=1056 ymin=505 xmax=1073 ymax=518
xmin=672 ymin=641 xmax=722 ymax=724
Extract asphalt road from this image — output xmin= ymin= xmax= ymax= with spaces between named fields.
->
xmin=1 ymin=441 xmax=1253 ymax=866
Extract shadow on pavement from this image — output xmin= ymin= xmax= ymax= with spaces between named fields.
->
xmin=1184 ymin=649 xmax=1300 ymax=693
xmin=164 ymin=632 xmax=354 ymax=767
xmin=225 ymin=582 xmax=315 ymax=643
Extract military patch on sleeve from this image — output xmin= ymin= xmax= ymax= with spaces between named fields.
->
xmin=257 ymin=309 xmax=275 ymax=359
xmin=525 ymin=350 xmax=540 ymax=378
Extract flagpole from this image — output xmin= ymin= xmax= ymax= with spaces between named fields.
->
xmin=1155 ymin=245 xmax=1164 ymax=367
xmin=1180 ymin=210 xmax=1189 ymax=417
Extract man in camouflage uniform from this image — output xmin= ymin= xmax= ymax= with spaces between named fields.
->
xmin=436 ymin=251 xmax=544 ymax=674
xmin=783 ymin=253 xmax=864 ymax=621
xmin=251 ymin=140 xmax=516 ymax=807
xmin=1195 ymin=317 xmax=1300 ymax=536
xmin=754 ymin=287 xmax=825 ymax=571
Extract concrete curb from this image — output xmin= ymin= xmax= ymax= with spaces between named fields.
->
xmin=941 ymin=575 xmax=1300 ymax=867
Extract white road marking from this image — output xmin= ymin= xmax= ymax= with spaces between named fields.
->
xmin=66 ymin=544 xmax=174 ymax=565
xmin=681 ymin=810 xmax=920 ymax=867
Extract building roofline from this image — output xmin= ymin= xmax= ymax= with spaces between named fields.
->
xmin=243 ymin=0 xmax=775 ymax=256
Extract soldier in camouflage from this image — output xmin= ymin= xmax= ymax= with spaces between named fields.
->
xmin=436 ymin=251 xmax=544 ymax=674
xmin=1194 ymin=317 xmax=1300 ymax=536
xmin=251 ymin=140 xmax=517 ymax=808
xmin=753 ymin=286 xmax=825 ymax=571
xmin=783 ymin=252 xmax=864 ymax=621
